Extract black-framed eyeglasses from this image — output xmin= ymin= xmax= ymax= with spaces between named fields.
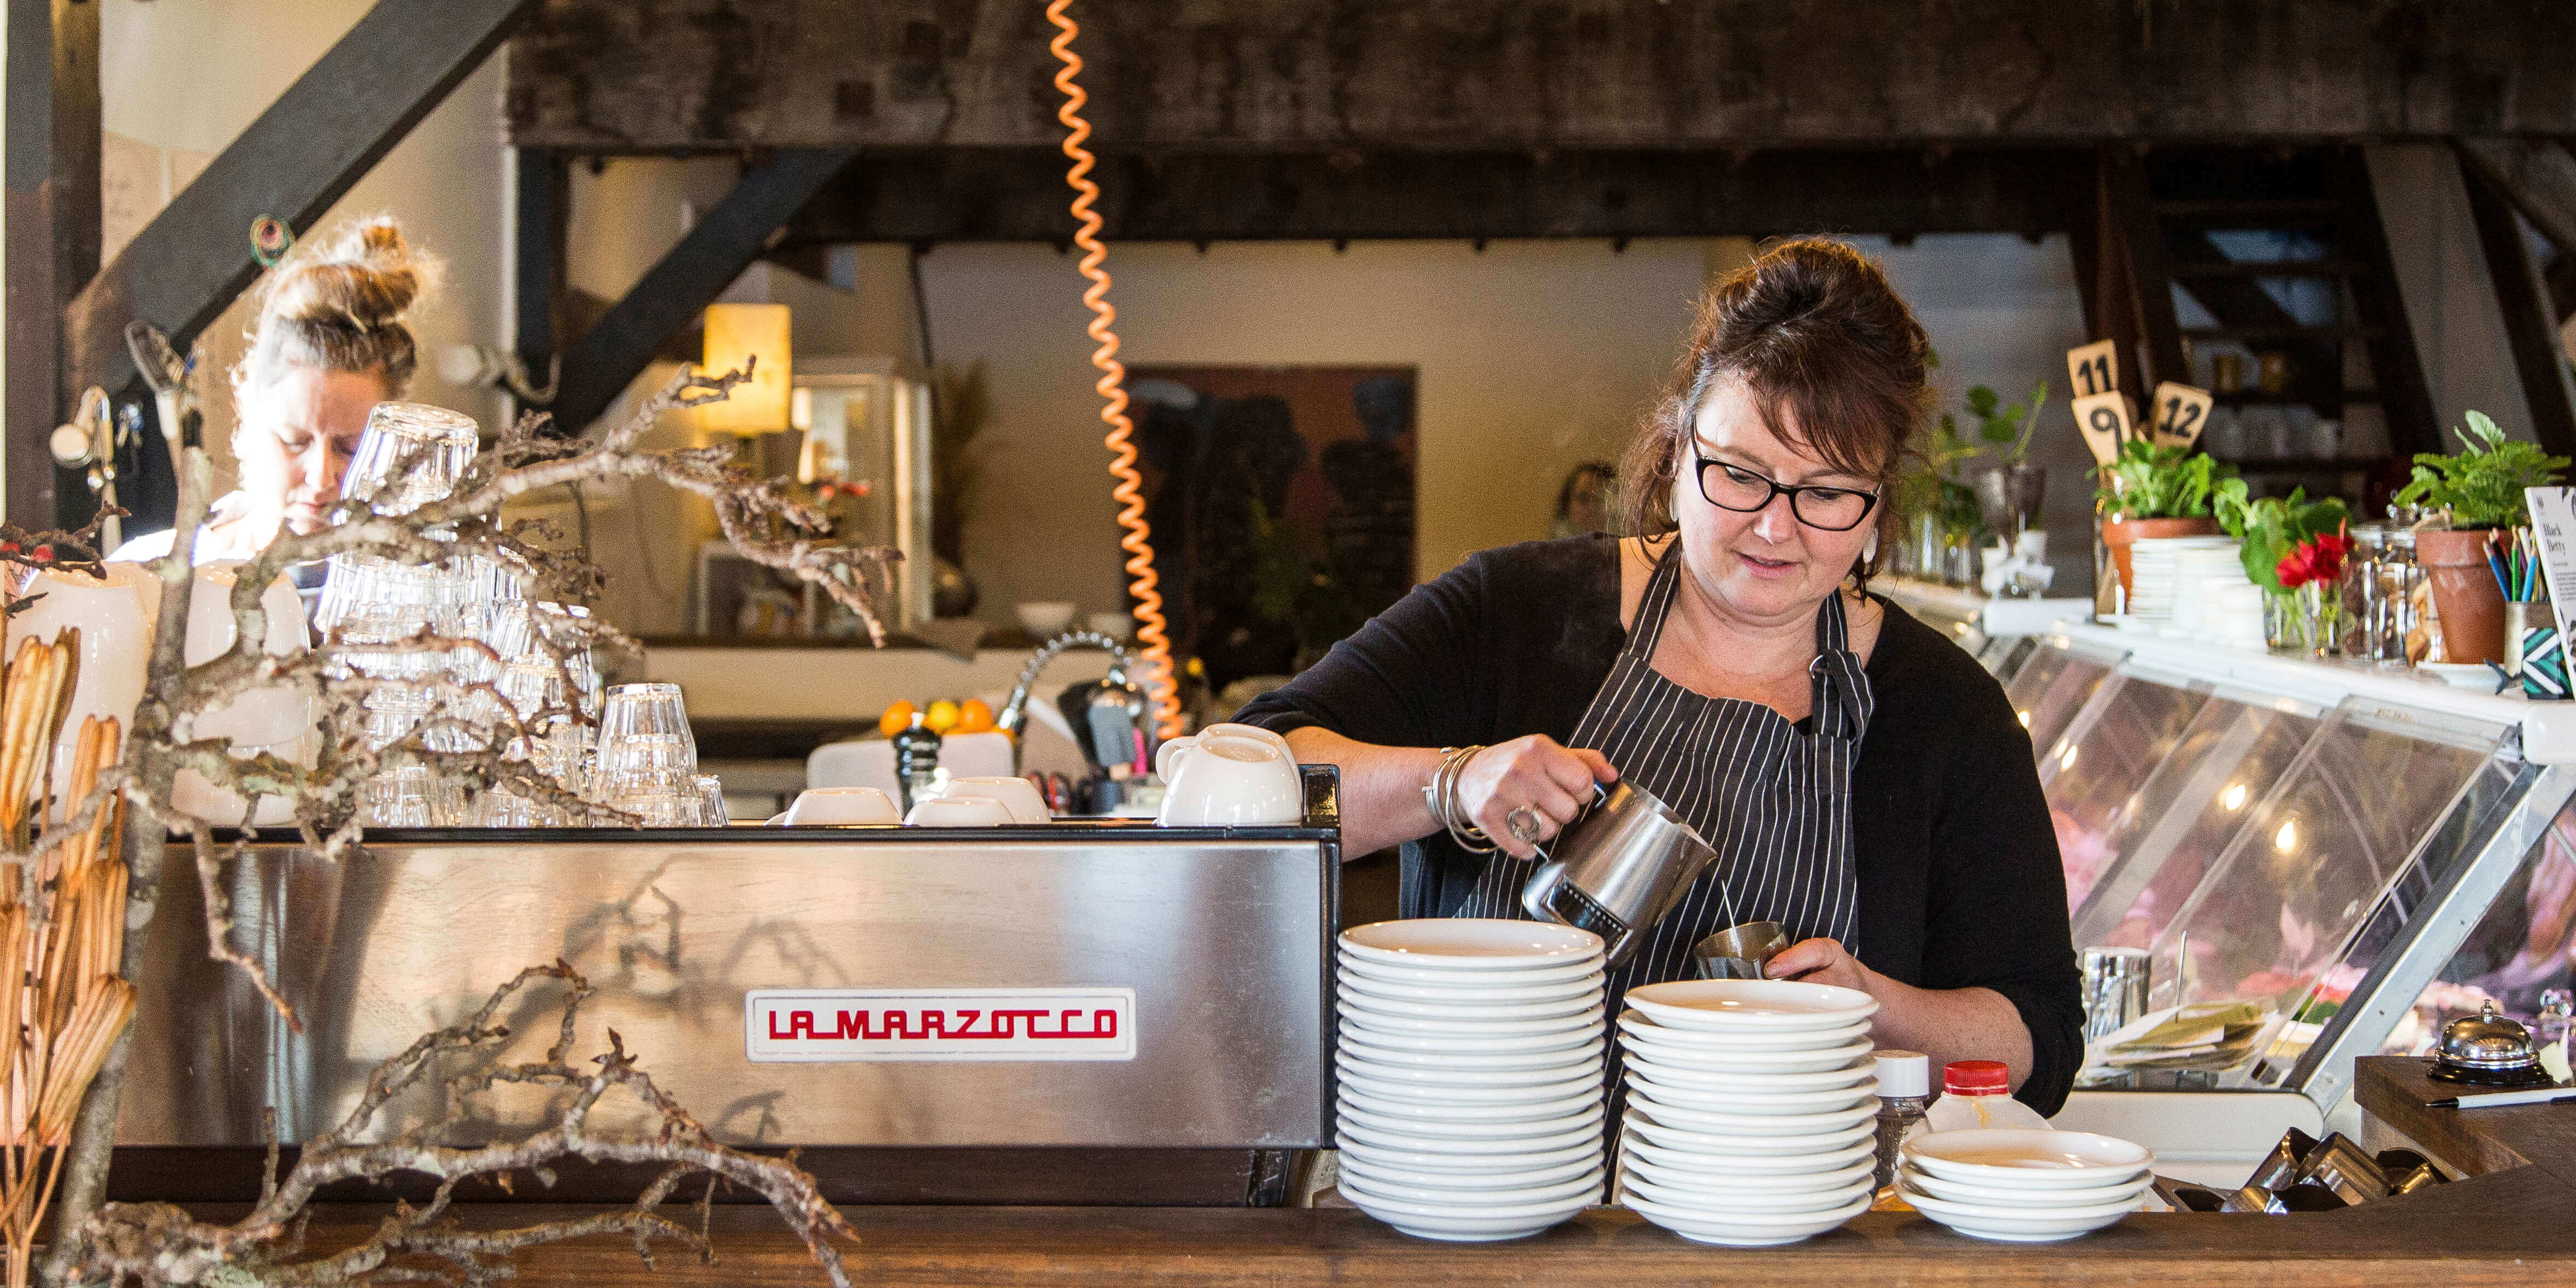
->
xmin=1693 ymin=450 xmax=1880 ymax=532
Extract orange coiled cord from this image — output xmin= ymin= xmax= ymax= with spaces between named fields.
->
xmin=1047 ymin=0 xmax=1183 ymax=739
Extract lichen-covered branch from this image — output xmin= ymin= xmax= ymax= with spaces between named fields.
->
xmin=72 ymin=964 xmax=857 ymax=1287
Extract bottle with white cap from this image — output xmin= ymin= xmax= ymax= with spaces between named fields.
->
xmin=1871 ymin=1050 xmax=1930 ymax=1190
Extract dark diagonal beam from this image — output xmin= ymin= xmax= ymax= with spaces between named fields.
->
xmin=63 ymin=0 xmax=544 ymax=408
xmin=544 ymin=149 xmax=855 ymax=435
xmin=2461 ymin=158 xmax=2576 ymax=457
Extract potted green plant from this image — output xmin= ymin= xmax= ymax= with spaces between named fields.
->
xmin=2095 ymin=441 xmax=2237 ymax=596
xmin=1952 ymin=381 xmax=2051 ymax=538
xmin=2394 ymin=410 xmax=2569 ymax=664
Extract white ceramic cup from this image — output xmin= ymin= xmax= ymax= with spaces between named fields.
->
xmin=184 ymin=561 xmax=315 ymax=749
xmin=1156 ymin=726 xmax=1302 ymax=826
xmin=781 ymin=786 xmax=901 ymax=825
xmin=943 ymin=776 xmax=1051 ymax=823
xmin=905 ymin=794 xmax=1014 ymax=826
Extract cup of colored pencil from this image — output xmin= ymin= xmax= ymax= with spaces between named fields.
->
xmin=2495 ymin=529 xmax=2566 ymax=697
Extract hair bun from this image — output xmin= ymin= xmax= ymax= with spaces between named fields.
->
xmin=260 ymin=217 xmax=426 ymax=334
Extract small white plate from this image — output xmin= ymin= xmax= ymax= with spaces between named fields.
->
xmin=1337 ymin=1118 xmax=1604 ymax=1162
xmin=1338 ymin=1131 xmax=1601 ymax=1174
xmin=1619 ymin=1130 xmax=1875 ymax=1178
xmin=1340 ymin=1068 xmax=1600 ymax=1105
xmin=1623 ymin=1056 xmax=1875 ymax=1094
xmin=1339 ymin=1096 xmax=1601 ymax=1140
xmin=1627 ymin=1095 xmax=1879 ymax=1138
xmin=1339 ymin=1150 xmax=1600 ymax=1193
xmin=1624 ymin=1152 xmax=1875 ymax=1196
xmin=1341 ymin=954 xmax=1607 ymax=988
xmin=1340 ymin=919 xmax=1606 ymax=970
xmin=1621 ymin=1073 xmax=1876 ymax=1116
xmin=1338 ymin=1001 xmax=1605 ymax=1037
xmin=1337 ymin=1163 xmax=1603 ymax=1210
xmin=1624 ymin=980 xmax=1879 ymax=1031
xmin=1339 ymin=1018 xmax=1606 ymax=1053
xmin=1621 ymin=1186 xmax=1869 ymax=1247
xmin=1339 ymin=1051 xmax=1603 ymax=1087
xmin=1617 ymin=1013 xmax=1873 ymax=1052
xmin=1342 ymin=1182 xmax=1594 ymax=1242
xmin=1339 ymin=1033 xmax=1606 ymax=1069
xmin=1903 ymin=1129 xmax=2154 ymax=1188
xmin=1341 ymin=971 xmax=1608 ymax=1006
xmin=1615 ymin=1035 xmax=1877 ymax=1075
xmin=1338 ymin=987 xmax=1606 ymax=1022
xmin=1339 ymin=1085 xmax=1601 ymax=1124
xmin=1899 ymin=1183 xmax=2141 ymax=1242
xmin=1623 ymin=1170 xmax=1874 ymax=1214
xmin=1620 ymin=1111 xmax=1876 ymax=1157
xmin=1902 ymin=1164 xmax=2149 ymax=1209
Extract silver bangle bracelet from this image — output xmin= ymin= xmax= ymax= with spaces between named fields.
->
xmin=1421 ymin=744 xmax=1496 ymax=854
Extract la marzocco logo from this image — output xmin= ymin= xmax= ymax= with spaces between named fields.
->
xmin=743 ymin=987 xmax=1137 ymax=1062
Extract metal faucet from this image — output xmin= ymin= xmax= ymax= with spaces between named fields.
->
xmin=997 ymin=628 xmax=1141 ymax=741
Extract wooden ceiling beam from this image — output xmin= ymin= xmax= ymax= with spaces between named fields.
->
xmin=764 ymin=148 xmax=2091 ymax=246
xmin=507 ymin=0 xmax=2576 ymax=153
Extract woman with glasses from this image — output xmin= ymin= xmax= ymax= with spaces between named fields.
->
xmin=1237 ymin=238 xmax=2081 ymax=1117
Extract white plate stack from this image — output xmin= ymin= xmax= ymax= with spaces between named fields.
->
xmin=1899 ymin=1128 xmax=2154 ymax=1242
xmin=2124 ymin=535 xmax=2230 ymax=623
xmin=1613 ymin=979 xmax=1881 ymax=1246
xmin=1333 ymin=919 xmax=1609 ymax=1242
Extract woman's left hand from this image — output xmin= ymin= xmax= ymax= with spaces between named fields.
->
xmin=1762 ymin=937 xmax=1874 ymax=994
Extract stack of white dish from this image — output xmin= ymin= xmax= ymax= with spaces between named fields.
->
xmin=1899 ymin=1128 xmax=2154 ymax=1242
xmin=1614 ymin=979 xmax=1881 ymax=1246
xmin=1334 ymin=920 xmax=1608 ymax=1241
xmin=2125 ymin=535 xmax=2231 ymax=623
xmin=2168 ymin=543 xmax=2264 ymax=647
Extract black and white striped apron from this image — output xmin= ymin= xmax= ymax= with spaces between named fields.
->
xmin=1456 ymin=540 xmax=1873 ymax=1120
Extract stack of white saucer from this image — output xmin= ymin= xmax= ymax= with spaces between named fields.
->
xmin=1899 ymin=1128 xmax=2154 ymax=1242
xmin=1613 ymin=979 xmax=1881 ymax=1246
xmin=1333 ymin=920 xmax=1608 ymax=1241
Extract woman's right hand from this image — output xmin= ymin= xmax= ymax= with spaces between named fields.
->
xmin=1457 ymin=736 xmax=1619 ymax=858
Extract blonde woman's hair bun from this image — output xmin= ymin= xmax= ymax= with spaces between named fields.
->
xmin=238 ymin=216 xmax=437 ymax=396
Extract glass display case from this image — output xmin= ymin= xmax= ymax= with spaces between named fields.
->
xmin=1978 ymin=624 xmax=2576 ymax=1115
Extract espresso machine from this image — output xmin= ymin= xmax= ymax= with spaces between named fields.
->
xmin=109 ymin=769 xmax=1343 ymax=1207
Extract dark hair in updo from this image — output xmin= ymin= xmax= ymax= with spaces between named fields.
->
xmin=234 ymin=216 xmax=429 ymax=400
xmin=1619 ymin=238 xmax=1932 ymax=584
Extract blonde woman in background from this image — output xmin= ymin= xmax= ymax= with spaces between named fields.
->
xmin=112 ymin=217 xmax=433 ymax=566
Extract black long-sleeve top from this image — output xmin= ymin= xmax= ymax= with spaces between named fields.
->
xmin=1236 ymin=534 xmax=2085 ymax=1115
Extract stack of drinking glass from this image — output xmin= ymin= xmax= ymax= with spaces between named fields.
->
xmin=1331 ymin=920 xmax=1607 ymax=1241
xmin=1614 ymin=979 xmax=1881 ymax=1246
xmin=313 ymin=402 xmax=606 ymax=826
xmin=587 ymin=683 xmax=723 ymax=825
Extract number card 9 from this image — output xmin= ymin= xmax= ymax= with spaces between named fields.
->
xmin=2071 ymin=391 xmax=2131 ymax=464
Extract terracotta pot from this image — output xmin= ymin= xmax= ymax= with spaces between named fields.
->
xmin=2417 ymin=528 xmax=2508 ymax=665
xmin=2100 ymin=516 xmax=2224 ymax=598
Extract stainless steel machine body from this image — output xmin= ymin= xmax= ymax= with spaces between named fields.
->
xmin=119 ymin=801 xmax=1338 ymax=1191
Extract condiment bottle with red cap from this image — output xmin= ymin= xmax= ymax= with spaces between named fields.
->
xmin=1922 ymin=1059 xmax=2052 ymax=1133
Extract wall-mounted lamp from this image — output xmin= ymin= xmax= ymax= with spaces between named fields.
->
xmin=700 ymin=302 xmax=793 ymax=434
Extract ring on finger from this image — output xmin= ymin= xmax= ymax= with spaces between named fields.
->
xmin=1504 ymin=805 xmax=1544 ymax=844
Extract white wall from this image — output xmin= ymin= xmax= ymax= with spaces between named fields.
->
xmin=2370 ymin=143 xmax=2536 ymax=447
xmin=98 ymin=0 xmax=511 ymax=495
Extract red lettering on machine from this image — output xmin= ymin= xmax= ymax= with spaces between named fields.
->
xmin=743 ymin=988 xmax=1138 ymax=1063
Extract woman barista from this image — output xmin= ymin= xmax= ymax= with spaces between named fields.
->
xmin=113 ymin=218 xmax=429 ymax=568
xmin=1237 ymin=240 xmax=2083 ymax=1112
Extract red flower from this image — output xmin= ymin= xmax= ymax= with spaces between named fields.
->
xmin=2276 ymin=532 xmax=2354 ymax=590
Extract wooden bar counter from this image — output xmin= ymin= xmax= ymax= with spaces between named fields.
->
xmin=264 ymin=1149 xmax=2575 ymax=1286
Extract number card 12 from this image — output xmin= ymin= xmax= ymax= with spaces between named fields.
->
xmin=2149 ymin=382 xmax=2213 ymax=450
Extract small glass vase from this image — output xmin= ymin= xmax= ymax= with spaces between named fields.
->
xmin=2266 ymin=583 xmax=2341 ymax=658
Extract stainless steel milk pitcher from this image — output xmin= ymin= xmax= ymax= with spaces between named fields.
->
xmin=1520 ymin=779 xmax=1721 ymax=968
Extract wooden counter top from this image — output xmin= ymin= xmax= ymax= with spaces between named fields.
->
xmin=260 ymin=1171 xmax=2576 ymax=1288
xmin=2354 ymin=1054 xmax=2576 ymax=1187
